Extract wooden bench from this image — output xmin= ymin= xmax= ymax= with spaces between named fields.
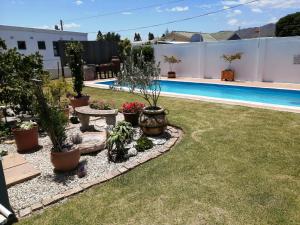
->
xmin=75 ymin=106 xmax=118 ymax=131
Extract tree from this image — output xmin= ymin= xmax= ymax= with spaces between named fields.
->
xmin=118 ymin=38 xmax=132 ymax=62
xmin=276 ymin=12 xmax=300 ymax=37
xmin=104 ymin=32 xmax=121 ymax=42
xmin=148 ymin=32 xmax=155 ymax=41
xmin=0 ymin=38 xmax=6 ymax=50
xmin=134 ymin=33 xmax=142 ymax=42
xmin=96 ymin=30 xmax=103 ymax=41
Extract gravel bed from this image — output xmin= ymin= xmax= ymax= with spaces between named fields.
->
xmin=1 ymin=114 xmax=179 ymax=211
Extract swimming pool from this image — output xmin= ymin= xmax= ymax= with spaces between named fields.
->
xmin=95 ymin=80 xmax=300 ymax=109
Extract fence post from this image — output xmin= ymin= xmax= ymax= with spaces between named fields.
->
xmin=255 ymin=38 xmax=267 ymax=82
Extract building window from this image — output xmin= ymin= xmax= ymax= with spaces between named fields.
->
xmin=38 ymin=41 xmax=46 ymax=50
xmin=53 ymin=41 xmax=59 ymax=56
xmin=17 ymin=41 xmax=26 ymax=50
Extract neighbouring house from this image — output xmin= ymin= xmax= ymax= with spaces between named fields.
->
xmin=160 ymin=30 xmax=241 ymax=43
xmin=0 ymin=25 xmax=88 ymax=77
xmin=236 ymin=23 xmax=276 ymax=39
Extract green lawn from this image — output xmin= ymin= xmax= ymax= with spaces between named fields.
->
xmin=19 ymin=87 xmax=300 ymax=225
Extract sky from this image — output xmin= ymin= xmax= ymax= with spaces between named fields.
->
xmin=1 ymin=0 xmax=300 ymax=40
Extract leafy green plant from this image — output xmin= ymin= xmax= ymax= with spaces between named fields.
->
xmin=107 ymin=121 xmax=134 ymax=162
xmin=164 ymin=55 xmax=181 ymax=72
xmin=132 ymin=45 xmax=154 ymax=63
xmin=33 ymin=79 xmax=68 ymax=152
xmin=222 ymin=53 xmax=242 ymax=70
xmin=114 ymin=52 xmax=161 ymax=108
xmin=46 ymin=79 xmax=72 ymax=106
xmin=17 ymin=120 xmax=37 ymax=130
xmin=135 ymin=136 xmax=153 ymax=152
xmin=65 ymin=42 xmax=84 ymax=98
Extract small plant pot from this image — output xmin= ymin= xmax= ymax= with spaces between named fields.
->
xmin=168 ymin=71 xmax=176 ymax=78
xmin=139 ymin=106 xmax=168 ymax=136
xmin=70 ymin=96 xmax=90 ymax=109
xmin=221 ymin=70 xmax=235 ymax=81
xmin=13 ymin=126 xmax=39 ymax=153
xmin=50 ymin=148 xmax=80 ymax=172
xmin=123 ymin=112 xmax=140 ymax=126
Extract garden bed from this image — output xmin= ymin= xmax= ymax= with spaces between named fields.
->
xmin=1 ymin=114 xmax=182 ymax=218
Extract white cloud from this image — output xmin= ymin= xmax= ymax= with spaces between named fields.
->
xmin=251 ymin=8 xmax=263 ymax=13
xmin=75 ymin=0 xmax=83 ymax=5
xmin=64 ymin=23 xmax=81 ymax=29
xmin=155 ymin=6 xmax=163 ymax=13
xmin=222 ymin=0 xmax=300 ymax=10
xmin=227 ymin=9 xmax=242 ymax=17
xmin=121 ymin=11 xmax=132 ymax=15
xmin=228 ymin=18 xmax=239 ymax=26
xmin=166 ymin=6 xmax=189 ymax=12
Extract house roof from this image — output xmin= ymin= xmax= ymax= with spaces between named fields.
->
xmin=210 ymin=31 xmax=240 ymax=40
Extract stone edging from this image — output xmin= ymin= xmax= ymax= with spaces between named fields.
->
xmin=17 ymin=127 xmax=183 ymax=219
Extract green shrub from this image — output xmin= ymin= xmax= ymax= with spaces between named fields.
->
xmin=132 ymin=45 xmax=154 ymax=64
xmin=135 ymin=136 xmax=153 ymax=152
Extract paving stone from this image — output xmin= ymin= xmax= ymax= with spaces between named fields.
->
xmin=19 ymin=207 xmax=31 ymax=217
xmin=118 ymin=166 xmax=128 ymax=173
xmin=42 ymin=197 xmax=53 ymax=207
xmin=63 ymin=187 xmax=83 ymax=198
xmin=104 ymin=170 xmax=121 ymax=180
xmin=51 ymin=193 xmax=65 ymax=204
xmin=31 ymin=202 xmax=43 ymax=211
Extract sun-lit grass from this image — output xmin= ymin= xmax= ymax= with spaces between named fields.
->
xmin=18 ymin=87 xmax=300 ymax=225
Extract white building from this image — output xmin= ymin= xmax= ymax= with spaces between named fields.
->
xmin=0 ymin=25 xmax=88 ymax=76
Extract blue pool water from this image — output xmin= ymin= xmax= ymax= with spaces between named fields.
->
xmin=96 ymin=80 xmax=300 ymax=108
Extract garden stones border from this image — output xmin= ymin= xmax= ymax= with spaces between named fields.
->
xmin=10 ymin=126 xmax=182 ymax=219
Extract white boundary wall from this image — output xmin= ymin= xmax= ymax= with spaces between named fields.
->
xmin=154 ymin=37 xmax=300 ymax=83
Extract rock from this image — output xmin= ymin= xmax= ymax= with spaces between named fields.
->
xmin=148 ymin=137 xmax=167 ymax=145
xmin=125 ymin=148 xmax=138 ymax=158
xmin=76 ymin=131 xmax=106 ymax=154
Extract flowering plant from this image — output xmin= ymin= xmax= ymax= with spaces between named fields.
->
xmin=122 ymin=102 xmax=145 ymax=114
xmin=18 ymin=120 xmax=37 ymax=130
xmin=90 ymin=100 xmax=115 ymax=110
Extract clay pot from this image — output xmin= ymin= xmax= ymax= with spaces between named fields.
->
xmin=168 ymin=71 xmax=176 ymax=78
xmin=51 ymin=148 xmax=80 ymax=172
xmin=221 ymin=70 xmax=235 ymax=81
xmin=139 ymin=106 xmax=168 ymax=136
xmin=70 ymin=96 xmax=90 ymax=109
xmin=13 ymin=126 xmax=39 ymax=153
xmin=123 ymin=112 xmax=140 ymax=126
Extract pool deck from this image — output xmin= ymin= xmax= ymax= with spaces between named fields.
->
xmin=85 ymin=78 xmax=300 ymax=114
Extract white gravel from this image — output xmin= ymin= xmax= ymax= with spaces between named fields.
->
xmin=2 ymin=114 xmax=179 ymax=211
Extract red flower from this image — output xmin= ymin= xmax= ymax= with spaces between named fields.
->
xmin=122 ymin=102 xmax=145 ymax=113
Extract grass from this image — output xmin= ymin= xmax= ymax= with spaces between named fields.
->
xmin=19 ymin=87 xmax=300 ymax=225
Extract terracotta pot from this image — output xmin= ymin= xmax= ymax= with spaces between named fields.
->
xmin=221 ymin=70 xmax=235 ymax=81
xmin=70 ymin=96 xmax=90 ymax=109
xmin=123 ymin=112 xmax=140 ymax=126
xmin=51 ymin=148 xmax=80 ymax=172
xmin=13 ymin=126 xmax=39 ymax=153
xmin=139 ymin=106 xmax=168 ymax=136
xmin=168 ymin=71 xmax=176 ymax=78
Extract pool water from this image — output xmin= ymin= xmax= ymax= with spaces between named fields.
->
xmin=96 ymin=80 xmax=300 ymax=108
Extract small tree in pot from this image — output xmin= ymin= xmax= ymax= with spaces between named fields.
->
xmin=221 ymin=52 xmax=242 ymax=81
xmin=65 ymin=42 xmax=90 ymax=109
xmin=164 ymin=55 xmax=181 ymax=78
xmin=33 ymin=79 xmax=80 ymax=172
xmin=115 ymin=53 xmax=168 ymax=136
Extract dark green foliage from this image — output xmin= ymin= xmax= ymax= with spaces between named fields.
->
xmin=0 ymin=38 xmax=7 ymax=50
xmin=97 ymin=31 xmax=121 ymax=42
xmin=0 ymin=121 xmax=10 ymax=139
xmin=0 ymin=40 xmax=48 ymax=117
xmin=65 ymin=42 xmax=84 ymax=98
xmin=33 ymin=80 xmax=68 ymax=152
xmin=96 ymin=31 xmax=103 ymax=41
xmin=276 ymin=12 xmax=300 ymax=37
xmin=134 ymin=33 xmax=142 ymax=42
xmin=132 ymin=45 xmax=154 ymax=63
xmin=107 ymin=121 xmax=134 ymax=162
xmin=135 ymin=136 xmax=153 ymax=152
xmin=118 ymin=38 xmax=132 ymax=62
xmin=148 ymin=32 xmax=155 ymax=41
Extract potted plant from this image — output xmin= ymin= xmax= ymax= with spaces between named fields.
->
xmin=221 ymin=52 xmax=242 ymax=81
xmin=12 ymin=120 xmax=38 ymax=153
xmin=65 ymin=42 xmax=90 ymax=109
xmin=122 ymin=102 xmax=145 ymax=126
xmin=115 ymin=53 xmax=168 ymax=136
xmin=33 ymin=79 xmax=80 ymax=172
xmin=107 ymin=121 xmax=134 ymax=162
xmin=164 ymin=55 xmax=181 ymax=78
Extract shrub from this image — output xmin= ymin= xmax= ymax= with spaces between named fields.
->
xmin=107 ymin=121 xmax=134 ymax=162
xmin=90 ymin=100 xmax=115 ymax=110
xmin=65 ymin=42 xmax=84 ymax=98
xmin=135 ymin=136 xmax=153 ymax=152
xmin=132 ymin=45 xmax=154 ymax=63
xmin=276 ymin=12 xmax=300 ymax=37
